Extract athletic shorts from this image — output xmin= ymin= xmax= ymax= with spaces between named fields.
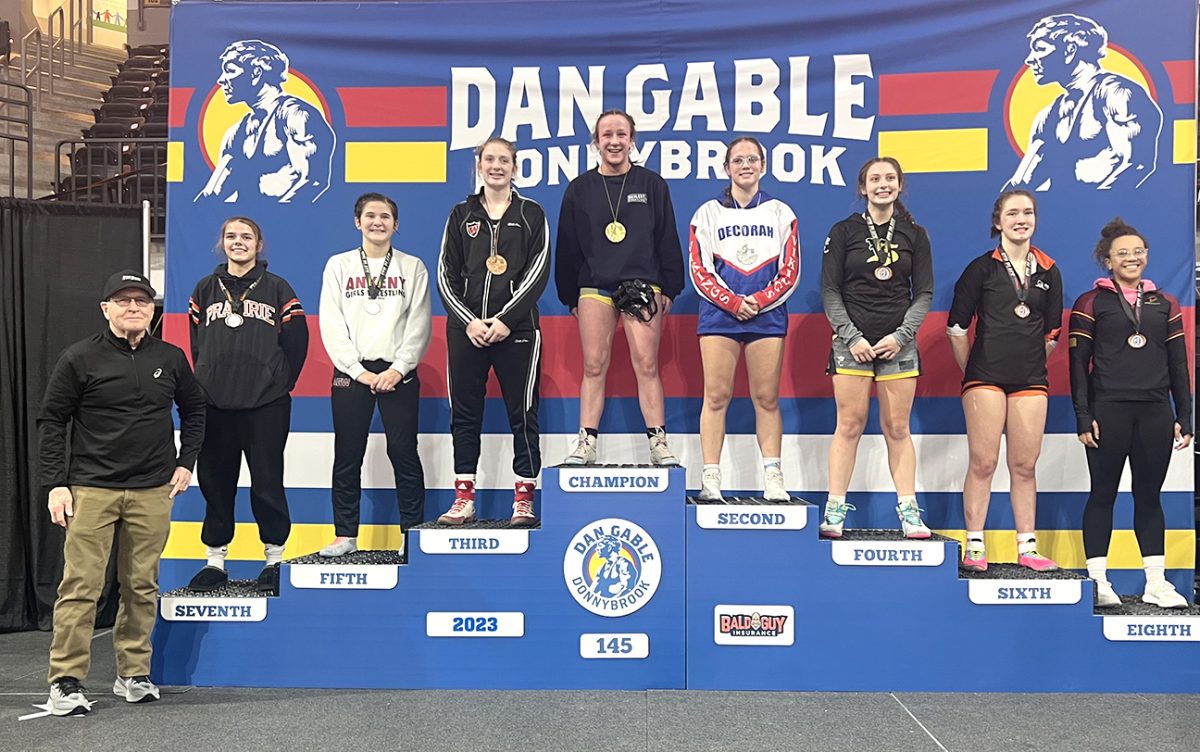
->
xmin=961 ymin=381 xmax=1048 ymax=397
xmin=826 ymin=335 xmax=920 ymax=381
xmin=699 ymin=331 xmax=781 ymax=345
xmin=579 ymin=284 xmax=661 ymax=306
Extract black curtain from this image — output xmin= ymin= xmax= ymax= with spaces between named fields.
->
xmin=0 ymin=199 xmax=143 ymax=632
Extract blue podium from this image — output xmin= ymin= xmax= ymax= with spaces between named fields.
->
xmin=152 ymin=466 xmax=687 ymax=689
xmin=152 ymin=470 xmax=1199 ymax=692
xmin=685 ymin=500 xmax=1200 ymax=693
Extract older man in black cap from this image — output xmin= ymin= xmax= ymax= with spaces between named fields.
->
xmin=37 ymin=270 xmax=206 ymax=716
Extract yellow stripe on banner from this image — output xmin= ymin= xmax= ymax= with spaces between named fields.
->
xmin=344 ymin=142 xmax=447 ymax=183
xmin=166 ymin=141 xmax=184 ymax=182
xmin=1172 ymin=119 xmax=1196 ymax=164
xmin=877 ymin=129 xmax=988 ymax=173
xmin=163 ymin=522 xmax=403 ymax=560
xmin=934 ymin=529 xmax=1195 ymax=569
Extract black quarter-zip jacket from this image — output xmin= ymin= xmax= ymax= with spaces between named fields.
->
xmin=38 ymin=328 xmax=207 ymax=489
xmin=437 ymin=189 xmax=550 ymax=332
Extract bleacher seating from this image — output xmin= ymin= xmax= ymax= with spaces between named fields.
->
xmin=54 ymin=45 xmax=169 ymax=230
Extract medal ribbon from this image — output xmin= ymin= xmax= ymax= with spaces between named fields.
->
xmin=601 ymin=169 xmax=630 ymax=229
xmin=1113 ymin=281 xmax=1144 ymax=335
xmin=217 ymin=271 xmax=263 ymax=314
xmin=863 ymin=214 xmax=896 ymax=268
xmin=997 ymin=247 xmax=1035 ymax=305
xmin=359 ymin=247 xmax=393 ymax=300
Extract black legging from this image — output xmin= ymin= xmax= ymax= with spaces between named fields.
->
xmin=1082 ymin=400 xmax=1173 ymax=559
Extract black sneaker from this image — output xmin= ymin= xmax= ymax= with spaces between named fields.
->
xmin=48 ymin=676 xmax=91 ymax=716
xmin=187 ymin=566 xmax=229 ymax=593
xmin=256 ymin=563 xmax=280 ymax=595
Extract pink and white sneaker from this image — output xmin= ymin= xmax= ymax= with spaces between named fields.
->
xmin=1018 ymin=550 xmax=1059 ymax=572
xmin=961 ymin=546 xmax=987 ymax=572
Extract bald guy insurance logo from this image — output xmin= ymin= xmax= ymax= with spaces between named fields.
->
xmin=1003 ymin=13 xmax=1162 ymax=192
xmin=195 ymin=39 xmax=336 ymax=204
xmin=564 ymin=519 xmax=661 ymax=617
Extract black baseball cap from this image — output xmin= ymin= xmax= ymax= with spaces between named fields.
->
xmin=101 ymin=270 xmax=157 ymax=301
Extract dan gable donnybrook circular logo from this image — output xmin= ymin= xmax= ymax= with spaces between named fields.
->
xmin=564 ymin=518 xmax=661 ymax=617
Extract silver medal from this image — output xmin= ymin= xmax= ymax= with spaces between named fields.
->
xmin=1014 ymin=304 xmax=1030 ymax=319
xmin=365 ymin=301 xmax=382 ymax=315
xmin=225 ymin=313 xmax=244 ymax=328
xmin=1127 ymin=333 xmax=1147 ymax=349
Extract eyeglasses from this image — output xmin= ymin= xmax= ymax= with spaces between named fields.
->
xmin=108 ymin=296 xmax=154 ymax=308
xmin=1112 ymin=248 xmax=1147 ymax=259
xmin=729 ymin=156 xmax=762 ymax=167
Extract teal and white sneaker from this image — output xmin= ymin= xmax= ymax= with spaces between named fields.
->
xmin=896 ymin=499 xmax=931 ymax=539
xmin=819 ymin=500 xmax=856 ymax=539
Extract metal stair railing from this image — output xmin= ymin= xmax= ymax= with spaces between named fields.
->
xmin=19 ymin=28 xmax=43 ymax=109
xmin=48 ymin=7 xmax=66 ymax=82
xmin=0 ymin=81 xmax=33 ymax=197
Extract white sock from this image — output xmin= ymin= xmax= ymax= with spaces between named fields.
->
xmin=1143 ymin=554 xmax=1166 ymax=586
xmin=516 ymin=476 xmax=537 ymax=487
xmin=264 ymin=544 xmax=284 ymax=566
xmin=455 ymin=473 xmax=476 ymax=484
xmin=966 ymin=531 xmax=985 ymax=552
xmin=703 ymin=463 xmax=720 ymax=473
xmin=206 ymin=545 xmax=227 ymax=570
xmin=897 ymin=495 xmax=917 ymax=508
xmin=762 ymin=457 xmax=781 ymax=470
xmin=1086 ymin=556 xmax=1109 ymax=584
xmin=1016 ymin=533 xmax=1037 ymax=555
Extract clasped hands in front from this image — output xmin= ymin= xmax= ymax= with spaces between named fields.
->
xmin=849 ymin=334 xmax=901 ymax=362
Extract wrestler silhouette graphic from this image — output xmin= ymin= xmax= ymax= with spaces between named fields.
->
xmin=197 ymin=40 xmax=336 ymax=203
xmin=1006 ymin=14 xmax=1161 ymax=192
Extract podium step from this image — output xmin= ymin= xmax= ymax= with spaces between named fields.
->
xmin=287 ymin=550 xmax=404 ymax=565
xmin=959 ymin=563 xmax=1083 ymax=580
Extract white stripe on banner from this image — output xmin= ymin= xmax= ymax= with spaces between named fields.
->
xmin=182 ymin=433 xmax=1193 ymax=493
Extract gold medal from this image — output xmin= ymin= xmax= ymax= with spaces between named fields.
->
xmin=605 ymin=221 xmax=627 ymax=243
xmin=486 ymin=255 xmax=508 ymax=274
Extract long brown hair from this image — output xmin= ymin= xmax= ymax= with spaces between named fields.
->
xmin=856 ymin=157 xmax=917 ymax=226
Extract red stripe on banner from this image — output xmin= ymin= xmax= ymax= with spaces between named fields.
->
xmin=336 ymin=87 xmax=447 ymax=128
xmin=878 ymin=71 xmax=999 ymax=116
xmin=1161 ymin=60 xmax=1195 ymax=104
xmin=168 ymin=88 xmax=193 ymax=128
xmin=161 ymin=310 xmax=1195 ymax=401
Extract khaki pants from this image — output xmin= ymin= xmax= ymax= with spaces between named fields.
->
xmin=48 ymin=484 xmax=173 ymax=683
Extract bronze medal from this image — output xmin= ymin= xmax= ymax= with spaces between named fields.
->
xmin=605 ymin=221 xmax=627 ymax=243
xmin=486 ymin=255 xmax=508 ymax=274
xmin=874 ymin=266 xmax=893 ymax=281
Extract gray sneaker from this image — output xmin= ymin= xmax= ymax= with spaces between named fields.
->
xmin=319 ymin=536 xmax=358 ymax=557
xmin=648 ymin=429 xmax=680 ymax=466
xmin=563 ymin=429 xmax=597 ymax=465
xmin=698 ymin=467 xmax=723 ymax=501
xmin=113 ymin=675 xmax=160 ymax=704
xmin=47 ymin=677 xmax=91 ymax=716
